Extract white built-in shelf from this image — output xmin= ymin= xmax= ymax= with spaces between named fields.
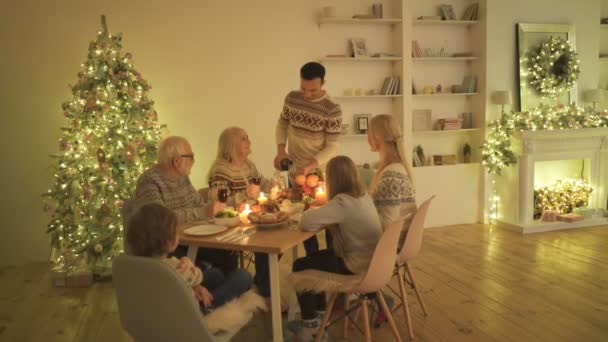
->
xmin=413 ymin=128 xmax=481 ymax=135
xmin=334 ymin=95 xmax=402 ymax=100
xmin=413 ymin=57 xmax=478 ymax=61
xmin=320 ymin=57 xmax=402 ymax=62
xmin=341 ymin=134 xmax=367 ymax=138
xmin=319 ymin=18 xmax=402 ymax=25
xmin=413 ymin=92 xmax=479 ymax=97
xmin=414 ymin=19 xmax=479 ymax=26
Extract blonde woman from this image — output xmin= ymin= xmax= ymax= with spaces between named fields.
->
xmin=367 ymin=114 xmax=417 ymax=246
xmin=290 ymin=155 xmax=382 ymax=341
xmin=207 ymin=127 xmax=265 ymax=208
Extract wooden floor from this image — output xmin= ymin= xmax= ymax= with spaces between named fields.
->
xmin=1 ymin=224 xmax=608 ymax=342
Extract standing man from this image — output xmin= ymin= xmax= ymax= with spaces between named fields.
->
xmin=274 ymin=62 xmax=342 ymax=254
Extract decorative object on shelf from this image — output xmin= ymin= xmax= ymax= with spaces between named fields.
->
xmin=436 ymin=84 xmax=442 ymax=93
xmin=540 ymin=209 xmax=559 ymax=222
xmin=354 ymin=113 xmax=372 ymax=133
xmin=411 ymin=40 xmax=424 ymax=57
xmin=340 ymin=123 xmax=350 ymax=135
xmin=432 ymin=154 xmax=456 ymax=166
xmin=343 ymin=88 xmax=354 ymax=96
xmin=461 ymin=3 xmax=479 ymax=21
xmin=517 ymin=23 xmax=576 ymax=110
xmin=481 ymin=104 xmax=608 ymax=174
xmin=491 ymin=90 xmax=513 ymax=114
xmin=322 ymin=6 xmax=336 ymax=18
xmin=463 ymin=142 xmax=472 ymax=163
xmin=354 ymin=88 xmax=364 ymax=96
xmin=350 ymin=38 xmax=368 ymax=57
xmin=601 ymin=17 xmax=608 ymax=24
xmin=422 ymin=86 xmax=434 ymax=94
xmin=526 ymin=36 xmax=580 ymax=98
xmin=572 ymin=207 xmax=596 ymax=219
xmin=583 ymin=89 xmax=604 ymax=110
xmin=412 ymin=109 xmax=432 ymax=131
xmin=461 ymin=112 xmax=473 ymax=128
xmin=413 ymin=145 xmax=426 ymax=167
xmin=436 ymin=117 xmax=463 ymax=130
xmin=372 ymin=3 xmax=383 ymax=18
xmin=439 ymin=4 xmax=456 ymax=20
xmin=533 ymin=178 xmax=592 ymax=219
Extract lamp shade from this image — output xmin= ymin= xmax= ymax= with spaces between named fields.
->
xmin=491 ymin=90 xmax=513 ymax=105
xmin=584 ymin=89 xmax=604 ymax=103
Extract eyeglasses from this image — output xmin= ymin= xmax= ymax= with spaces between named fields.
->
xmin=180 ymin=154 xmax=195 ymax=160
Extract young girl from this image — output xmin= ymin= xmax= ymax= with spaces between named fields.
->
xmin=367 ymin=114 xmax=417 ymax=248
xmin=290 ymin=155 xmax=382 ymax=341
xmin=126 ymin=203 xmax=253 ymax=311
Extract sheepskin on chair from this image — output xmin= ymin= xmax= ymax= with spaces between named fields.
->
xmin=205 ymin=289 xmax=267 ymax=335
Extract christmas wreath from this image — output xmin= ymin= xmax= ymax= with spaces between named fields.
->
xmin=527 ymin=36 xmax=580 ymax=98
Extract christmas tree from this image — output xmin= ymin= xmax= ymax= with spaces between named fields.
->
xmin=43 ymin=16 xmax=166 ymax=276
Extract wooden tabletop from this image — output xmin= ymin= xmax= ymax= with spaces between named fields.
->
xmin=179 ymin=221 xmax=318 ymax=254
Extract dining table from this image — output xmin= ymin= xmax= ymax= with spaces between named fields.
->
xmin=179 ymin=219 xmax=319 ymax=342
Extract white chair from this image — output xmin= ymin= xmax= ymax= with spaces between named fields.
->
xmin=289 ymin=219 xmax=405 ymax=342
xmin=391 ymin=195 xmax=435 ymax=340
xmin=113 ymin=254 xmax=226 ymax=342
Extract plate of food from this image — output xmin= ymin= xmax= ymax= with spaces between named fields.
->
xmin=184 ymin=224 xmax=228 ymax=236
xmin=247 ymin=211 xmax=289 ymax=230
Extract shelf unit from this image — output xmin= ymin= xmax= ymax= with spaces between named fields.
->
xmin=413 ymin=56 xmax=478 ymax=61
xmin=317 ymin=0 xmax=403 ymax=137
xmin=413 ymin=19 xmax=479 ymax=26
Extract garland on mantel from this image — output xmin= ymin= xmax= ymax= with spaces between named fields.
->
xmin=481 ymin=104 xmax=608 ymax=175
xmin=527 ymin=36 xmax=580 ymax=98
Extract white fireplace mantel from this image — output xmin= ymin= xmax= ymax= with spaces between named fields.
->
xmin=497 ymin=127 xmax=608 ymax=233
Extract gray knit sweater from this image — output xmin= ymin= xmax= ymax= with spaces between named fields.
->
xmin=133 ymin=166 xmax=208 ymax=224
xmin=299 ymin=193 xmax=382 ymax=274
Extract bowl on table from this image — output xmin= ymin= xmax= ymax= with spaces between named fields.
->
xmin=214 ymin=216 xmax=240 ymax=228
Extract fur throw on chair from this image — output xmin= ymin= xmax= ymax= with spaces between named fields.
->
xmin=206 ymin=289 xmax=267 ymax=335
xmin=288 ymin=270 xmax=364 ymax=294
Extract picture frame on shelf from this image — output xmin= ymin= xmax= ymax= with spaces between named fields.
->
xmin=412 ymin=109 xmax=432 ymax=131
xmin=439 ymin=4 xmax=456 ymax=20
xmin=354 ymin=113 xmax=372 ymax=133
xmin=350 ymin=38 xmax=368 ymax=57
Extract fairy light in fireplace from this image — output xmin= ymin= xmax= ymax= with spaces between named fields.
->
xmin=533 ymin=178 xmax=592 ymax=218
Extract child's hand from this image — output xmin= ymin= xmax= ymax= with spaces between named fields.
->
xmin=194 ymin=285 xmax=213 ymax=308
xmin=177 ymin=257 xmax=194 ymax=272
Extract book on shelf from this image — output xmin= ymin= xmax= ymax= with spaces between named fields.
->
xmin=413 ymin=151 xmax=423 ymax=167
xmin=380 ymin=76 xmax=400 ymax=95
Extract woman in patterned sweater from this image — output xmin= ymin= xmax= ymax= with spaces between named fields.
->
xmin=367 ymin=114 xmax=417 ymax=248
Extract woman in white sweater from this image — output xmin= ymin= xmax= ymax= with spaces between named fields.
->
xmin=290 ymin=155 xmax=382 ymax=341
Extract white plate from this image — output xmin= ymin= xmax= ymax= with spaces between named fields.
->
xmin=184 ymin=224 xmax=228 ymax=236
xmin=256 ymin=220 xmax=289 ymax=230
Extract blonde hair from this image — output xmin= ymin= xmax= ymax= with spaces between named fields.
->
xmin=157 ymin=136 xmax=189 ymax=167
xmin=368 ymin=114 xmax=414 ymax=186
xmin=207 ymin=126 xmax=244 ymax=180
xmin=325 ymin=156 xmax=364 ymax=200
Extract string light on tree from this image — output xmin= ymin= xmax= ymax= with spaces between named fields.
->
xmin=533 ymin=179 xmax=592 ymax=219
xmin=42 ymin=15 xmax=167 ymax=277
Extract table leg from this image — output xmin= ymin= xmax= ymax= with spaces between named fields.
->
xmin=186 ymin=244 xmax=197 ymax=260
xmin=269 ymin=253 xmax=283 ymax=342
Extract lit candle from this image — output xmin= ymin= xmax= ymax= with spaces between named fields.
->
xmin=239 ymin=204 xmax=252 ymax=224
xmin=314 ymin=186 xmax=327 ymax=205
xmin=257 ymin=192 xmax=268 ymax=206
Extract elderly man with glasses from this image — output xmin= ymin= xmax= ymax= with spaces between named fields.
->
xmin=132 ymin=135 xmax=223 ymax=224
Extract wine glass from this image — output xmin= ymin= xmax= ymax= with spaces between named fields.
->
xmin=216 ymin=181 xmax=230 ymax=203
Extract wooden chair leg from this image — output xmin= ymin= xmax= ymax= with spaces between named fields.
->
xmin=377 ymin=291 xmax=402 ymax=342
xmin=344 ymin=293 xmax=351 ymax=338
xmin=315 ymin=293 xmax=337 ymax=342
xmin=239 ymin=251 xmax=245 ymax=269
xmin=361 ymin=299 xmax=372 ymax=342
xmin=405 ymin=263 xmax=428 ymax=316
xmin=397 ymin=268 xmax=414 ymax=340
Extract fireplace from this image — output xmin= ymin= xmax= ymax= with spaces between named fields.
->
xmin=495 ymin=127 xmax=608 ymax=233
